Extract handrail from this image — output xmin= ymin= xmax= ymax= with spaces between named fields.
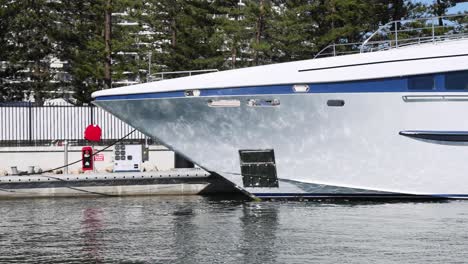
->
xmin=149 ymin=69 xmax=219 ymax=81
xmin=314 ymin=13 xmax=468 ymax=59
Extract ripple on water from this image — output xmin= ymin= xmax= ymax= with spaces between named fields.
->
xmin=1 ymin=197 xmax=468 ymax=264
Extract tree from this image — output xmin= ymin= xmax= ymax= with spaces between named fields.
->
xmin=244 ymin=0 xmax=275 ymax=65
xmin=137 ymin=0 xmax=224 ymax=72
xmin=212 ymin=0 xmax=250 ymax=69
xmin=267 ymin=1 xmax=320 ymax=62
xmin=2 ymin=0 xmax=464 ymax=104
xmin=170 ymin=1 xmax=224 ymax=71
xmin=313 ymin=0 xmax=375 ymax=51
xmin=0 ymin=0 xmax=63 ymax=103
xmin=55 ymin=1 xmax=106 ymax=104
xmin=433 ymin=0 xmax=456 ymax=25
xmin=57 ymin=0 xmax=139 ymax=104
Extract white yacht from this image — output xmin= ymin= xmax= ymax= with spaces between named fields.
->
xmin=93 ymin=15 xmax=468 ymax=199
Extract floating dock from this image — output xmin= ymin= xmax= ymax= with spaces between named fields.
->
xmin=0 ymin=168 xmax=237 ymax=198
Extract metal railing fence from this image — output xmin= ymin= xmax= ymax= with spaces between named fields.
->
xmin=0 ymin=102 xmax=155 ymax=147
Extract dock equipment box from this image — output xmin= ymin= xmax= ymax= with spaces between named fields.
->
xmin=113 ymin=144 xmax=143 ymax=172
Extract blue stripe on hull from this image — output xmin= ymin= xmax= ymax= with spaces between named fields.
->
xmin=253 ymin=193 xmax=468 ymax=199
xmin=94 ymin=71 xmax=468 ymax=101
xmin=95 ymin=79 xmax=409 ymax=101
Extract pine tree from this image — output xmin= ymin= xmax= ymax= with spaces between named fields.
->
xmin=433 ymin=0 xmax=456 ymax=25
xmin=244 ymin=0 xmax=274 ymax=65
xmin=0 ymin=0 xmax=62 ymax=103
xmin=57 ymin=0 xmax=138 ymax=104
xmin=2 ymin=0 xmax=464 ymax=104
xmin=137 ymin=0 xmax=224 ymax=72
xmin=212 ymin=0 xmax=251 ymax=69
xmin=56 ymin=1 xmax=106 ymax=104
xmin=313 ymin=0 xmax=375 ymax=52
xmin=268 ymin=1 xmax=321 ymax=62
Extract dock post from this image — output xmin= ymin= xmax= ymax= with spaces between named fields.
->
xmin=64 ymin=140 xmax=69 ymax=174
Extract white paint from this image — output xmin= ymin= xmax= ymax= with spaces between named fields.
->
xmin=90 ymin=37 xmax=468 ymax=197
xmin=92 ymin=39 xmax=468 ymax=98
xmin=113 ymin=144 xmax=143 ymax=172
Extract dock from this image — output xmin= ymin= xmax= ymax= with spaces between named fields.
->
xmin=0 ymin=168 xmax=237 ymax=198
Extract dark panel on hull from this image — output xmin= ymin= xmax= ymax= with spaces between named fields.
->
xmin=239 ymin=149 xmax=279 ymax=188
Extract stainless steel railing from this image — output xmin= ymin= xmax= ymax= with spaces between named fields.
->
xmin=314 ymin=14 xmax=468 ymax=59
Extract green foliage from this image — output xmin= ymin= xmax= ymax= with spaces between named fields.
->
xmin=268 ymin=1 xmax=318 ymax=62
xmin=212 ymin=0 xmax=250 ymax=68
xmin=0 ymin=0 xmax=62 ymax=103
xmin=0 ymin=0 xmax=464 ymax=103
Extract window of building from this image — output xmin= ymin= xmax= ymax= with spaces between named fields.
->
xmin=445 ymin=71 xmax=468 ymax=90
xmin=408 ymin=75 xmax=434 ymax=90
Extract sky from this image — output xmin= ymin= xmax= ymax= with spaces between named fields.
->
xmin=411 ymin=0 xmax=468 ymax=14
xmin=448 ymin=3 xmax=468 ymax=13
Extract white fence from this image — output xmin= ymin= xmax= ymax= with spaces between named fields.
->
xmin=0 ymin=103 xmax=152 ymax=146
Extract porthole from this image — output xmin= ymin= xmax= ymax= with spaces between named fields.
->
xmin=327 ymin=100 xmax=345 ymax=107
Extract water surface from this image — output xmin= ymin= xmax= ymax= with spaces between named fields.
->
xmin=1 ymin=196 xmax=467 ymax=263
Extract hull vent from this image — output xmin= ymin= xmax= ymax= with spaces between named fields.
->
xmin=239 ymin=149 xmax=279 ymax=188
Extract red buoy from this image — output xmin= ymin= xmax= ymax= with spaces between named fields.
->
xmin=84 ymin=124 xmax=102 ymax=142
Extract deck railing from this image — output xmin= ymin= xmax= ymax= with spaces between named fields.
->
xmin=149 ymin=69 xmax=219 ymax=82
xmin=314 ymin=14 xmax=468 ymax=59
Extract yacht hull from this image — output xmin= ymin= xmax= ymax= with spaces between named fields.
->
xmin=94 ymin=91 xmax=468 ymax=199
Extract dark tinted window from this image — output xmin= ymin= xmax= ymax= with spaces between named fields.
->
xmin=446 ymin=71 xmax=468 ymax=90
xmin=408 ymin=75 xmax=434 ymax=90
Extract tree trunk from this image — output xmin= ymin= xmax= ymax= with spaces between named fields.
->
xmin=254 ymin=0 xmax=265 ymax=66
xmin=171 ymin=18 xmax=177 ymax=48
xmin=330 ymin=0 xmax=336 ymax=30
xmin=436 ymin=0 xmax=444 ymax=26
xmin=392 ymin=0 xmax=404 ymax=21
xmin=104 ymin=0 xmax=112 ymax=89
xmin=231 ymin=45 xmax=237 ymax=69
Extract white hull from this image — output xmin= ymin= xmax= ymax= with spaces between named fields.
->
xmin=94 ymin=91 xmax=468 ymax=198
xmin=92 ymin=39 xmax=468 ymax=199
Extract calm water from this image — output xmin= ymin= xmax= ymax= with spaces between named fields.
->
xmin=1 ymin=196 xmax=468 ymax=264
